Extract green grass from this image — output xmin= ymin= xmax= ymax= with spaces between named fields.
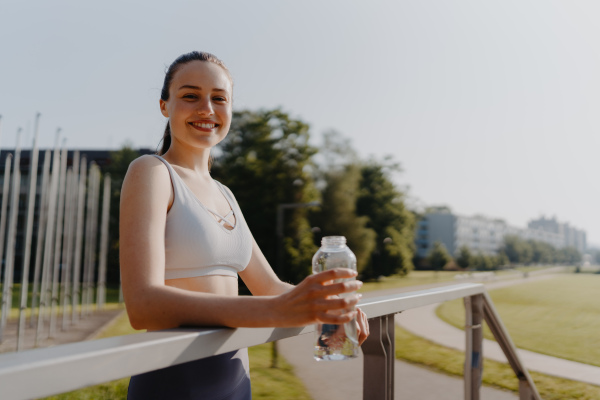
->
xmin=359 ymin=267 xmax=562 ymax=293
xmin=396 ymin=325 xmax=600 ymax=399
xmin=437 ymin=274 xmax=600 ymax=366
xmin=41 ymin=311 xmax=312 ymax=400
xmin=1 ymin=284 xmax=123 ymax=319
xmin=360 ymin=270 xmax=462 ymax=292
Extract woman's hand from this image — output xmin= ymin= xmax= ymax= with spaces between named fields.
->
xmin=355 ymin=307 xmax=370 ymax=345
xmin=272 ymin=268 xmax=362 ymax=327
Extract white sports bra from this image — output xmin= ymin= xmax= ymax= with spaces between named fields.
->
xmin=152 ymin=155 xmax=253 ymax=280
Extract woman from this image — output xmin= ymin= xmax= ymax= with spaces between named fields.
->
xmin=120 ymin=51 xmax=369 ymax=400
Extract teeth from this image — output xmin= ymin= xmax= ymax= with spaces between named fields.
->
xmin=191 ymin=122 xmax=216 ymax=129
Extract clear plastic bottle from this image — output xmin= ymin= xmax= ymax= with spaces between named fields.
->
xmin=312 ymin=236 xmax=359 ymax=361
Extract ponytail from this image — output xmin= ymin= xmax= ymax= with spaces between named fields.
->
xmin=158 ymin=122 xmax=171 ymax=155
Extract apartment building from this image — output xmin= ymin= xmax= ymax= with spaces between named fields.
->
xmin=416 ymin=209 xmax=586 ymax=257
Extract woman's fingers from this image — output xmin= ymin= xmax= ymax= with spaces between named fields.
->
xmin=316 ymin=310 xmax=358 ymax=324
xmin=311 ymin=294 xmax=361 ymax=313
xmin=309 ymin=268 xmax=357 ymax=284
xmin=356 ymin=308 xmax=370 ymax=345
xmin=318 ymin=280 xmax=363 ymax=297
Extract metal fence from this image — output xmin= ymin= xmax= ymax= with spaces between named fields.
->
xmin=0 ymin=114 xmax=112 ymax=351
xmin=0 ymin=283 xmax=541 ymax=400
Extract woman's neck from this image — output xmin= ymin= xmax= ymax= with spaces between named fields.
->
xmin=162 ymin=143 xmax=212 ymax=178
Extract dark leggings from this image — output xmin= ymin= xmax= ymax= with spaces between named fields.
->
xmin=128 ymin=350 xmax=251 ymax=400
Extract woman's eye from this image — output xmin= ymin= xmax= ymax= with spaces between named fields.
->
xmin=213 ymin=96 xmax=227 ymax=102
xmin=183 ymin=94 xmax=197 ymax=100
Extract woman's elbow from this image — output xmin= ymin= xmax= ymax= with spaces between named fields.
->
xmin=125 ymin=302 xmax=153 ymax=330
xmin=123 ymin=291 xmax=175 ymax=330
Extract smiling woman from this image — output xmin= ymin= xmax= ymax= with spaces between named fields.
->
xmin=157 ymin=52 xmax=234 ymax=156
xmin=119 ymin=51 xmax=370 ymax=400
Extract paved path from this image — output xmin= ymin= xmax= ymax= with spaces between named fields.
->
xmin=392 ymin=275 xmax=600 ymax=386
xmin=278 ymin=332 xmax=517 ymax=400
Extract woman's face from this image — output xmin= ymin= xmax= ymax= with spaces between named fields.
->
xmin=160 ymin=60 xmax=233 ymax=151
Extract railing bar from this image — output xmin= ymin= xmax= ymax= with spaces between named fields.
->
xmin=0 ymin=283 xmax=542 ymax=400
xmin=359 ymin=283 xmax=485 ymax=317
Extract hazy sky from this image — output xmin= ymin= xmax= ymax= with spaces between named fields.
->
xmin=1 ymin=1 xmax=599 ymax=245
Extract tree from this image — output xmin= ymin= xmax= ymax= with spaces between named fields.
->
xmin=356 ymin=157 xmax=415 ymax=278
xmin=501 ymin=235 xmax=533 ymax=265
xmin=427 ymin=241 xmax=452 ymax=271
xmin=529 ymin=240 xmax=554 ymax=264
xmin=472 ymin=253 xmax=494 ymax=271
xmin=212 ymin=109 xmax=319 ymax=284
xmin=558 ymin=246 xmax=582 ymax=265
xmin=311 ymin=131 xmax=376 ymax=273
xmin=456 ymin=246 xmax=473 ymax=270
xmin=496 ymin=250 xmax=509 ymax=267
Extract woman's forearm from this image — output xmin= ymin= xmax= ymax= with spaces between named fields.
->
xmin=125 ymin=269 xmax=361 ymax=331
xmin=126 ymin=285 xmax=280 ymax=330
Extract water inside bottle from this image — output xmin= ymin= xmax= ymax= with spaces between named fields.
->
xmin=314 ymin=318 xmax=359 ymax=361
xmin=312 ymin=236 xmax=359 ymax=361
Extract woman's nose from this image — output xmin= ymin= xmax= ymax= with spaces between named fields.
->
xmin=196 ymin=97 xmax=214 ymax=116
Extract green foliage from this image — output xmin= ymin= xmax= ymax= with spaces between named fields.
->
xmin=426 ymin=241 xmax=452 ymax=271
xmin=500 ymin=235 xmax=582 ymax=266
xmin=311 ymin=131 xmax=376 ymax=273
xmin=529 ymin=240 xmax=555 ymax=264
xmin=472 ymin=253 xmax=496 ymax=271
xmin=213 ymin=109 xmax=319 ymax=284
xmin=106 ymin=145 xmax=141 ymax=284
xmin=456 ymin=245 xmax=473 ymax=269
xmin=355 ymin=158 xmax=415 ymax=278
xmin=559 ymin=246 xmax=583 ymax=265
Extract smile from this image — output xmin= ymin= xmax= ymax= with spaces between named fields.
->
xmin=190 ymin=122 xmax=218 ymax=129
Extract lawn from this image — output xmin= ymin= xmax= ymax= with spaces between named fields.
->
xmin=436 ymin=274 xmax=600 ymax=366
xmin=396 ymin=325 xmax=600 ymax=400
xmin=360 ymin=270 xmax=462 ymax=292
xmin=359 ymin=267 xmax=557 ymax=293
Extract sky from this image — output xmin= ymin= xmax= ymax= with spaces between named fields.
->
xmin=1 ymin=0 xmax=599 ymax=246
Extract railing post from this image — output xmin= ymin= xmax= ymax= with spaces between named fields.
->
xmin=519 ymin=380 xmax=534 ymax=400
xmin=363 ymin=314 xmax=395 ymax=400
xmin=464 ymin=294 xmax=483 ymax=400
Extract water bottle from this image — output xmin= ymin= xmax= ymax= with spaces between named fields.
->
xmin=312 ymin=236 xmax=359 ymax=361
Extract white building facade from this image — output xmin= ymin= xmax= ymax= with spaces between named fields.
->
xmin=416 ymin=210 xmax=586 ymax=258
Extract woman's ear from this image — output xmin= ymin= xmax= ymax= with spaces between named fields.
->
xmin=160 ymin=99 xmax=169 ymax=118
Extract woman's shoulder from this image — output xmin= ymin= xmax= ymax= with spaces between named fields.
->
xmin=124 ymin=154 xmax=171 ymax=187
xmin=126 ymin=154 xmax=168 ymax=175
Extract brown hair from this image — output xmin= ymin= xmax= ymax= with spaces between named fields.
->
xmin=157 ymin=51 xmax=232 ymax=155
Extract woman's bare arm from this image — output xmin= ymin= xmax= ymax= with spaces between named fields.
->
xmin=239 ymin=238 xmax=294 ymax=296
xmin=120 ymin=156 xmax=360 ymax=331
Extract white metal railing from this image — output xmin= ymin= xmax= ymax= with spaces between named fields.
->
xmin=0 ymin=283 xmax=540 ymax=400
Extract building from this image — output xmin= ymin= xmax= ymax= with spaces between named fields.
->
xmin=416 ymin=209 xmax=586 ymax=258
xmin=528 ymin=216 xmax=586 ymax=254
